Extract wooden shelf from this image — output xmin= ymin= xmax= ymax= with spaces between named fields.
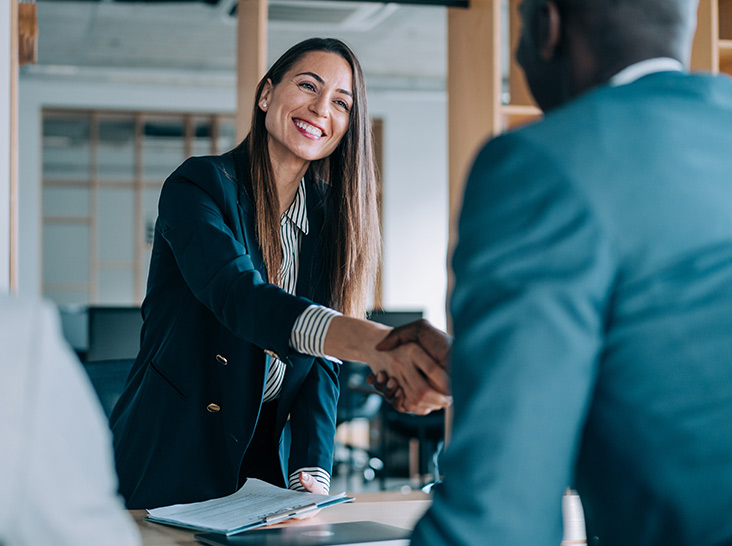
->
xmin=500 ymin=104 xmax=543 ymax=130
xmin=720 ymin=0 xmax=732 ymax=40
xmin=719 ymin=39 xmax=732 ymax=74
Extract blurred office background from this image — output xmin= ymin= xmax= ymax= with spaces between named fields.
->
xmin=19 ymin=0 xmax=449 ymax=328
xmin=14 ymin=0 xmax=452 ymax=492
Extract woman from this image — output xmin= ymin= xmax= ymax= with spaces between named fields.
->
xmin=110 ymin=38 xmax=450 ymax=510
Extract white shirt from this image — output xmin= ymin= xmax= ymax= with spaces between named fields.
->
xmin=0 ymin=297 xmax=140 ymax=546
xmin=262 ymin=179 xmax=340 ymax=493
xmin=609 ymin=57 xmax=684 ymax=87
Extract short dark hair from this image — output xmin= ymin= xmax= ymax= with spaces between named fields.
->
xmin=555 ymin=0 xmax=697 ymax=63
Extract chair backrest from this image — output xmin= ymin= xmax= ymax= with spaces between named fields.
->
xmin=83 ymin=358 xmax=135 ymax=420
xmin=337 ymin=360 xmax=383 ymax=425
xmin=367 ymin=310 xmax=423 ymax=328
xmin=86 ymin=306 xmax=142 ymax=362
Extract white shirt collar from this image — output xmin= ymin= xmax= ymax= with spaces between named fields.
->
xmin=609 ymin=57 xmax=684 ymax=87
xmin=281 ymin=178 xmax=309 ymax=235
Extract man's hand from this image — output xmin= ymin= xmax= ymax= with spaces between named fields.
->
xmin=323 ymin=316 xmax=452 ymax=415
xmin=369 ymin=320 xmax=453 ymax=412
xmin=375 ymin=319 xmax=452 ymax=366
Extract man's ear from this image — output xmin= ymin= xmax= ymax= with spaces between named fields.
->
xmin=258 ymin=78 xmax=273 ymax=110
xmin=539 ymin=1 xmax=562 ymax=61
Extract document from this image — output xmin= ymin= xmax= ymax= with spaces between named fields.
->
xmin=145 ymin=478 xmax=353 ymax=536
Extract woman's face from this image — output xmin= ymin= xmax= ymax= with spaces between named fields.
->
xmin=260 ymin=50 xmax=354 ymax=166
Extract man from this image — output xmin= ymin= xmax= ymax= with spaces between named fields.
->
xmin=401 ymin=0 xmax=732 ymax=544
xmin=0 ymin=297 xmax=140 ymax=545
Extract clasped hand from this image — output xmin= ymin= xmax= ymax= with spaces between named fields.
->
xmin=368 ymin=319 xmax=453 ymax=415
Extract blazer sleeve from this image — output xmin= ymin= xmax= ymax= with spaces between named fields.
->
xmin=411 ymin=133 xmax=616 ymax=545
xmin=286 ymin=357 xmax=340 ymax=479
xmin=157 ymin=157 xmax=312 ymax=360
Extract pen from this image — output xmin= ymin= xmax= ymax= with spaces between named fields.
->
xmin=264 ymin=503 xmax=319 ymax=524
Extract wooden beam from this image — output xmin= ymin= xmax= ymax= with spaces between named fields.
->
xmin=236 ymin=0 xmax=268 ymax=141
xmin=691 ymin=0 xmax=719 ymax=72
xmin=9 ymin=0 xmax=19 ymax=292
xmin=447 ymin=0 xmax=502 ymax=240
xmin=445 ymin=0 xmax=502 ymax=445
xmin=446 ymin=0 xmax=501 ymax=327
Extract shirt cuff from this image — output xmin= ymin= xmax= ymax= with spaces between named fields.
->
xmin=288 ymin=467 xmax=331 ymax=494
xmin=290 ymin=304 xmax=342 ymax=361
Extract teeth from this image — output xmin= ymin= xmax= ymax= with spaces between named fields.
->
xmin=295 ymin=120 xmax=323 ymax=137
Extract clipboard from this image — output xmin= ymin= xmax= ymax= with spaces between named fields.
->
xmin=144 ymin=479 xmax=354 ymax=535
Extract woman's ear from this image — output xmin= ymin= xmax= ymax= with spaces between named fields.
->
xmin=539 ymin=1 xmax=562 ymax=61
xmin=259 ymin=79 xmax=273 ymax=111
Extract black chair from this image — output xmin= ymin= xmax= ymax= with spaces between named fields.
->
xmin=86 ymin=306 xmax=143 ymax=362
xmin=83 ymin=358 xmax=135 ymax=420
xmin=362 ymin=310 xmax=448 ymax=488
xmin=334 ymin=360 xmax=384 ymax=485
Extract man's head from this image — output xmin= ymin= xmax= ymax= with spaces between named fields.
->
xmin=516 ymin=0 xmax=699 ymax=111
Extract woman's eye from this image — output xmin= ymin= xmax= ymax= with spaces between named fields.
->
xmin=335 ymin=100 xmax=350 ymax=111
xmin=299 ymin=82 xmax=316 ymax=91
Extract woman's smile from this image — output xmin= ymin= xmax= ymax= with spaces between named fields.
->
xmin=293 ymin=118 xmax=326 ymax=139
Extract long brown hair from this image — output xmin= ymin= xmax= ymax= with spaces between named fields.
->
xmin=247 ymin=38 xmax=380 ymax=318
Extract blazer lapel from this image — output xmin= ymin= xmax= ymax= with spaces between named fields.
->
xmin=231 ymin=149 xmax=267 ymax=280
xmin=296 ymin=179 xmax=328 ymax=304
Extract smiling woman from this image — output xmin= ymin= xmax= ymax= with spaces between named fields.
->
xmin=109 ymin=37 xmax=451 ymax=511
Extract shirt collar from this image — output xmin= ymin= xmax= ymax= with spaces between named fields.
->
xmin=609 ymin=57 xmax=684 ymax=87
xmin=281 ymin=178 xmax=309 ymax=235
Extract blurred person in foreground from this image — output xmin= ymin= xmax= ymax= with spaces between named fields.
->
xmin=0 ymin=297 xmax=140 ymax=546
xmin=382 ymin=0 xmax=732 ymax=544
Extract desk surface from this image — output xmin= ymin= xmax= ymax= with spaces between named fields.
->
xmin=132 ymin=491 xmax=431 ymax=545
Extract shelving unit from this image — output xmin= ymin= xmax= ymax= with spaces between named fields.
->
xmin=692 ymin=0 xmax=732 ymax=74
xmin=501 ymin=0 xmax=541 ymax=131
xmin=447 ymin=0 xmax=540 ymax=267
xmin=448 ymin=0 xmax=732 ymax=252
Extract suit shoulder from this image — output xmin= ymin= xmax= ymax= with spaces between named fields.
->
xmin=161 ymin=154 xmax=240 ymax=202
xmin=169 ymin=154 xmax=237 ymax=186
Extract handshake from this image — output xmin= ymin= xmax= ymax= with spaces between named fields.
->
xmin=369 ymin=319 xmax=453 ymax=415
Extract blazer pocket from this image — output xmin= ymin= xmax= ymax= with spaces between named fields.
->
xmin=149 ymin=360 xmax=188 ymax=401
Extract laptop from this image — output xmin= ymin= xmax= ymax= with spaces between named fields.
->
xmin=195 ymin=521 xmax=411 ymax=546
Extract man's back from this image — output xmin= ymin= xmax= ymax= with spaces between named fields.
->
xmin=0 ymin=297 xmax=140 ymax=545
xmin=412 ymin=71 xmax=732 ymax=546
xmin=544 ymin=70 xmax=732 ymax=545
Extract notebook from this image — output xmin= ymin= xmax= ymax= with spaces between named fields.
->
xmin=195 ymin=520 xmax=411 ymax=546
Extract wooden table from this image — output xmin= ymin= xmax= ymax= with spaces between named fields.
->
xmin=132 ymin=491 xmax=431 ymax=545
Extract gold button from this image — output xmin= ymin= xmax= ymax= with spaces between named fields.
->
xmin=215 ymin=354 xmax=228 ymax=365
xmin=206 ymin=403 xmax=221 ymax=413
xmin=264 ymin=349 xmax=279 ymax=360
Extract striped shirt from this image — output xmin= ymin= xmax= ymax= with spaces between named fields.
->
xmin=261 ymin=178 xmax=340 ymax=493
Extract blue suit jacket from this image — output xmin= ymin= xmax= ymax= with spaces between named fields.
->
xmin=412 ymin=71 xmax=732 ymax=546
xmin=110 ymin=146 xmax=339 ymax=509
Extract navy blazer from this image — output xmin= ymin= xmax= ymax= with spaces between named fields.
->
xmin=412 ymin=71 xmax=732 ymax=546
xmin=110 ymin=146 xmax=339 ymax=509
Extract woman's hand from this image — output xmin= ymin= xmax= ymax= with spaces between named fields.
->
xmin=292 ymin=472 xmax=327 ymax=520
xmin=365 ymin=340 xmax=451 ymax=414
xmin=369 ymin=319 xmax=453 ymax=412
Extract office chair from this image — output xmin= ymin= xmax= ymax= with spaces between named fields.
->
xmin=362 ymin=310 xmax=447 ymax=489
xmin=334 ymin=360 xmax=384 ymax=486
xmin=86 ymin=306 xmax=143 ymax=362
xmin=83 ymin=358 xmax=135 ymax=420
